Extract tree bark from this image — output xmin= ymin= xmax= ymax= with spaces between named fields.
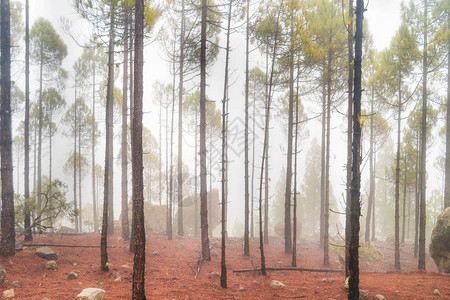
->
xmin=0 ymin=0 xmax=15 ymax=257
xmin=92 ymin=52 xmax=97 ymax=232
xmin=177 ymin=0 xmax=185 ymax=237
xmin=365 ymin=89 xmax=374 ymax=244
xmin=200 ymin=0 xmax=210 ymax=261
xmin=348 ymin=0 xmax=364 ymax=298
xmin=324 ymin=49 xmax=332 ymax=265
xmin=132 ymin=0 xmax=146 ymax=298
xmin=24 ymin=0 xmax=32 ymax=241
xmin=445 ymin=10 xmax=450 ymax=209
xmin=418 ymin=0 xmax=428 ymax=270
xmin=121 ymin=11 xmax=130 ymax=241
xmin=243 ymin=0 xmax=250 ymax=257
xmin=394 ymin=77 xmax=401 ymax=270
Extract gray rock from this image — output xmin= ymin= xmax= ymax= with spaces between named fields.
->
xmin=208 ymin=271 xmax=220 ymax=278
xmin=45 ymin=260 xmax=57 ymax=270
xmin=152 ymin=251 xmax=159 ymax=256
xmin=252 ymin=281 xmax=259 ymax=285
xmin=375 ymin=295 xmax=385 ymax=300
xmin=76 ymin=288 xmax=105 ymax=300
xmin=2 ymin=288 xmax=14 ymax=298
xmin=41 ymin=298 xmax=50 ymax=300
xmin=210 ymin=249 xmax=218 ymax=257
xmin=10 ymin=281 xmax=20 ymax=287
xmin=176 ymin=243 xmax=184 ymax=249
xmin=359 ymin=289 xmax=369 ymax=299
xmin=36 ymin=247 xmax=57 ymax=261
xmin=15 ymin=242 xmax=23 ymax=251
xmin=239 ymin=286 xmax=245 ymax=291
xmin=270 ymin=280 xmax=285 ymax=289
xmin=67 ymin=272 xmax=78 ymax=280
xmin=114 ymin=272 xmax=122 ymax=282
xmin=430 ymin=207 xmax=450 ymax=274
xmin=0 ymin=265 xmax=6 ymax=285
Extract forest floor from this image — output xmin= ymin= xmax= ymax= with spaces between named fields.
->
xmin=0 ymin=232 xmax=448 ymax=299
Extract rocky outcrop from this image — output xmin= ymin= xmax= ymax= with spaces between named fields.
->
xmin=429 ymin=207 xmax=450 ymax=274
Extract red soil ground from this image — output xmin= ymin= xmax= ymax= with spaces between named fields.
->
xmin=0 ymin=233 xmax=448 ymax=299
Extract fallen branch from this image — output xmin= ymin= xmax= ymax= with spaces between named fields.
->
xmin=23 ymin=243 xmax=125 ymax=249
xmin=194 ymin=256 xmax=203 ymax=279
xmin=233 ymin=267 xmax=343 ymax=273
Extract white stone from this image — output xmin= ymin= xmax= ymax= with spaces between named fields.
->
xmin=2 ymin=288 xmax=14 ymax=298
xmin=270 ymin=280 xmax=285 ymax=289
xmin=76 ymin=288 xmax=105 ymax=300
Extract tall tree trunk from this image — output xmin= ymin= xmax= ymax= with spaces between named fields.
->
xmin=194 ymin=107 xmax=199 ymax=236
xmin=251 ymin=77 xmax=256 ymax=239
xmin=348 ymin=0 xmax=364 ymax=297
xmin=345 ymin=0 xmax=354 ymax=277
xmin=132 ymin=0 xmax=145 ymax=298
xmin=243 ymin=0 xmax=250 ymax=257
xmin=0 ymin=0 xmax=15 ymax=257
xmin=92 ymin=54 xmax=97 ymax=232
xmin=324 ymin=49 xmax=332 ymax=265
xmin=101 ymin=1 xmax=115 ymax=271
xmin=394 ymin=76 xmax=402 ymax=270
xmin=365 ymin=89 xmax=374 ymax=243
xmin=284 ymin=34 xmax=295 ymax=255
xmin=292 ymin=65 xmax=300 ymax=268
xmin=177 ymin=0 xmax=185 ymax=237
xmin=74 ymin=93 xmax=78 ymax=232
xmin=78 ymin=121 xmax=82 ymax=232
xmin=24 ymin=0 xmax=32 ymax=241
xmin=414 ymin=133 xmax=419 ymax=258
xmin=221 ymin=1 xmax=232 ymax=287
xmin=129 ymin=19 xmax=136 ymax=252
xmin=402 ymin=157 xmax=407 ymax=244
xmin=159 ymin=90 xmax=162 ymax=207
xmin=200 ymin=0 xmax=210 ymax=262
xmin=445 ymin=12 xmax=450 ymax=209
xmin=320 ymin=74 xmax=326 ymax=248
xmin=418 ymin=0 xmax=428 ymax=270
xmin=168 ymin=61 xmax=176 ymax=241
xmin=264 ymin=50 xmax=269 ymax=245
xmin=371 ymin=153 xmax=376 ymax=241
xmin=37 ymin=46 xmax=43 ymax=211
xmin=121 ymin=12 xmax=130 ymax=241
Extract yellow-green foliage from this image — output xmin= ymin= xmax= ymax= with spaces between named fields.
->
xmin=331 ymin=241 xmax=384 ymax=261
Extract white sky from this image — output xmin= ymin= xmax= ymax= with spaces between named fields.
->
xmin=13 ymin=0 xmax=429 ymax=235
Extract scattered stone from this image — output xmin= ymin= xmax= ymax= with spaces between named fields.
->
xmin=0 ymin=265 xmax=6 ymax=285
xmin=210 ymin=249 xmax=218 ymax=257
xmin=36 ymin=247 xmax=57 ymax=261
xmin=67 ymin=272 xmax=78 ymax=280
xmin=252 ymin=281 xmax=259 ymax=285
xmin=433 ymin=289 xmax=441 ymax=296
xmin=359 ymin=289 xmax=369 ymax=299
xmin=239 ymin=286 xmax=245 ymax=291
xmin=15 ymin=242 xmax=23 ymax=251
xmin=114 ymin=272 xmax=122 ymax=282
xmin=375 ymin=295 xmax=385 ymax=300
xmin=45 ymin=260 xmax=57 ymax=270
xmin=117 ymin=237 xmax=124 ymax=242
xmin=152 ymin=251 xmax=159 ymax=256
xmin=270 ymin=280 xmax=285 ymax=289
xmin=41 ymin=298 xmax=50 ymax=300
xmin=73 ymin=263 xmax=78 ymax=267
xmin=321 ymin=278 xmax=335 ymax=283
xmin=121 ymin=265 xmax=130 ymax=269
xmin=76 ymin=288 xmax=105 ymax=300
xmin=2 ymin=288 xmax=14 ymax=298
xmin=208 ymin=271 xmax=220 ymax=278
xmin=430 ymin=207 xmax=450 ymax=274
xmin=176 ymin=243 xmax=184 ymax=249
xmin=10 ymin=281 xmax=20 ymax=287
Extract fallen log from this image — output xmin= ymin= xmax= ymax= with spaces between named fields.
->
xmin=233 ymin=267 xmax=343 ymax=273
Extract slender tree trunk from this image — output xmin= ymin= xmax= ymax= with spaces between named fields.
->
xmin=407 ymin=189 xmax=411 ymax=239
xmin=132 ymin=1 xmax=145 ymax=298
xmin=159 ymin=93 xmax=162 ymax=207
xmin=394 ymin=77 xmax=402 ymax=270
xmin=324 ymin=49 xmax=332 ymax=265
xmin=200 ymin=0 xmax=210 ymax=262
xmin=365 ymin=89 xmax=374 ymax=243
xmin=168 ymin=60 xmax=176 ymax=241
xmin=121 ymin=12 xmax=130 ymax=240
xmin=0 ymin=0 xmax=15 ymax=257
xmin=24 ymin=0 xmax=32 ymax=241
xmin=74 ymin=94 xmax=78 ymax=232
xmin=177 ymin=0 xmax=185 ymax=237
xmin=320 ymin=74 xmax=326 ymax=248
xmin=402 ymin=157 xmax=407 ymax=244
xmin=371 ymin=153 xmax=376 ymax=241
xmin=445 ymin=13 xmax=450 ymax=209
xmin=414 ymin=134 xmax=419 ymax=258
xmin=221 ymin=1 xmax=232 ymax=287
xmin=345 ymin=0 xmax=354 ymax=277
xmin=37 ymin=47 xmax=43 ymax=211
xmin=78 ymin=121 xmax=82 ymax=232
xmin=418 ymin=0 xmax=428 ymax=270
xmin=243 ymin=0 xmax=250 ymax=257
xmin=129 ymin=19 xmax=136 ymax=252
xmin=101 ymin=1 xmax=115 ymax=271
xmin=92 ymin=56 xmax=97 ymax=232
xmin=348 ymin=0 xmax=364 ymax=297
xmin=106 ymin=5 xmax=116 ymax=235
xmin=292 ymin=65 xmax=300 ymax=268
xmin=264 ymin=50 xmax=269 ymax=245
xmin=251 ymin=79 xmax=256 ymax=239
xmin=194 ymin=107 xmax=199 ymax=236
